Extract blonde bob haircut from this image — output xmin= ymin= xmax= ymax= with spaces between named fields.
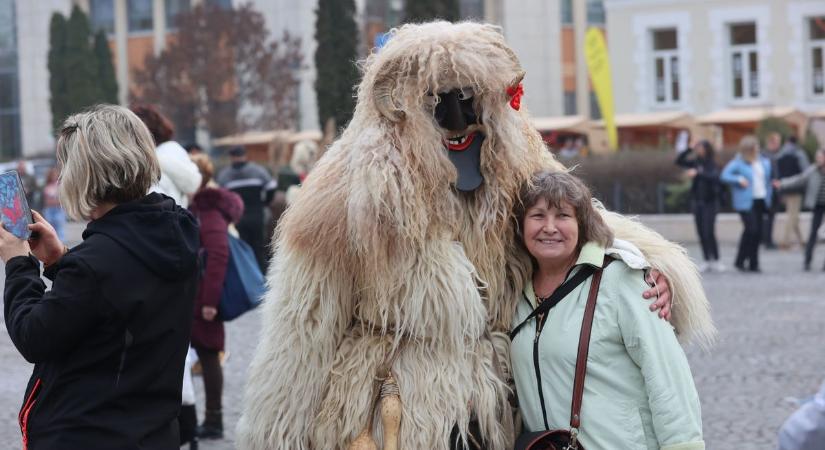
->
xmin=56 ymin=104 xmax=161 ymax=221
xmin=515 ymin=170 xmax=614 ymax=255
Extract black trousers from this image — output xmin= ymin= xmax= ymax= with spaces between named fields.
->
xmin=763 ymin=192 xmax=779 ymax=247
xmin=805 ymin=205 xmax=825 ymax=267
xmin=194 ymin=347 xmax=223 ymax=413
xmin=693 ymin=203 xmax=719 ymax=261
xmin=236 ymin=213 xmax=267 ymax=273
xmin=736 ymin=199 xmax=766 ymax=270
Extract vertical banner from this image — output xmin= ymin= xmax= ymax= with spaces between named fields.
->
xmin=584 ymin=28 xmax=618 ymax=151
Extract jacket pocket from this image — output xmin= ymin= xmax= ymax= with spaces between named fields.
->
xmin=19 ymin=377 xmax=42 ymax=450
xmin=583 ymin=392 xmax=647 ymax=449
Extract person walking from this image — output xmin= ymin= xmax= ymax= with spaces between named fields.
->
xmin=131 ymin=104 xmax=202 ymax=208
xmin=216 ymin=146 xmax=276 ymax=272
xmin=510 ymin=170 xmax=704 ymax=450
xmin=0 ymin=105 xmax=200 ymax=449
xmin=40 ymin=167 xmax=65 ymax=241
xmin=774 ymin=148 xmax=825 ymax=271
xmin=776 ymin=136 xmax=810 ymax=249
xmin=189 ymin=154 xmax=244 ymax=439
xmin=762 ymin=132 xmax=783 ymax=249
xmin=676 ymin=140 xmax=724 ymax=272
xmin=722 ymin=135 xmax=773 ymax=272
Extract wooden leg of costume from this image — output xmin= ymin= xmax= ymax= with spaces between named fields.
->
xmin=380 ymin=374 xmax=401 ymax=450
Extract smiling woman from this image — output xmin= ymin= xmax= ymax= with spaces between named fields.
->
xmin=510 ymin=170 xmax=705 ymax=450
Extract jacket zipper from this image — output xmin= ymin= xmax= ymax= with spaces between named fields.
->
xmin=533 ymin=313 xmax=550 ymax=430
xmin=19 ymin=377 xmax=41 ymax=450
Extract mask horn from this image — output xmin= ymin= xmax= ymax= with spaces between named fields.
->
xmin=372 ymin=60 xmax=406 ymax=123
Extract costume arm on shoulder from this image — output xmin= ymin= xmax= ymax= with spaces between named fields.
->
xmin=599 ymin=205 xmax=716 ymax=347
xmin=4 ymin=254 xmax=100 ymax=363
xmin=613 ymin=267 xmax=705 ymax=450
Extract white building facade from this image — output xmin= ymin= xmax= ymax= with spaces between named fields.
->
xmin=605 ymin=0 xmax=825 ymax=116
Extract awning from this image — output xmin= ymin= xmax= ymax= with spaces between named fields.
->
xmin=595 ymin=111 xmax=695 ymax=128
xmin=212 ymin=129 xmax=322 ymax=147
xmin=697 ymin=106 xmax=807 ymax=125
xmin=532 ymin=115 xmax=591 ymax=133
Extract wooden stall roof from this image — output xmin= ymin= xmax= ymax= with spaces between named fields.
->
xmin=697 ymin=106 xmax=807 ymax=125
xmin=212 ymin=129 xmax=322 ymax=147
xmin=594 ymin=111 xmax=695 ymax=129
xmin=532 ymin=115 xmax=592 ymax=133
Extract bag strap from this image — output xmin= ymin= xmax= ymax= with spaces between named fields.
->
xmin=509 ymin=264 xmax=597 ymax=341
xmin=569 ymin=255 xmax=613 ymax=430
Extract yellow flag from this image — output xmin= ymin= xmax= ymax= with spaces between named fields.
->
xmin=584 ymin=28 xmax=617 ymax=151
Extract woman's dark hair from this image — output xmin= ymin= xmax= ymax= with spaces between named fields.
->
xmin=130 ymin=104 xmax=174 ymax=145
xmin=696 ymin=140 xmax=716 ymax=166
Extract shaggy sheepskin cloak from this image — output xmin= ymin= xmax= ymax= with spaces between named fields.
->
xmin=237 ymin=21 xmax=714 ymax=450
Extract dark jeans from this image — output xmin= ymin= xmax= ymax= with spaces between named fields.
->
xmin=236 ymin=213 xmax=267 ymax=273
xmin=805 ymin=205 xmax=825 ymax=267
xmin=763 ymin=193 xmax=779 ymax=247
xmin=693 ymin=203 xmax=719 ymax=261
xmin=195 ymin=347 xmax=223 ymax=413
xmin=736 ymin=199 xmax=766 ymax=270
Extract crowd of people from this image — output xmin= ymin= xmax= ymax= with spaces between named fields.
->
xmin=675 ymin=131 xmax=825 ymax=274
xmin=0 ymin=18 xmax=820 ymax=450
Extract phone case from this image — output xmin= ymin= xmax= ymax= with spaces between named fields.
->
xmin=0 ymin=170 xmax=34 ymax=240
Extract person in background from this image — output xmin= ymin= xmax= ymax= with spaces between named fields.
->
xmin=777 ymin=378 xmax=825 ymax=450
xmin=41 ymin=167 xmax=65 ymax=241
xmin=722 ymin=135 xmax=773 ymax=273
xmin=185 ymin=143 xmax=205 ymax=155
xmin=216 ymin=146 xmax=276 ymax=272
xmin=775 ymin=135 xmax=810 ymax=250
xmin=676 ymin=140 xmax=724 ymax=272
xmin=773 ymin=148 xmax=825 ymax=271
xmin=762 ymin=132 xmax=783 ymax=249
xmin=0 ymin=104 xmax=199 ymax=449
xmin=558 ymin=137 xmax=580 ymax=159
xmin=510 ymin=170 xmax=704 ymax=450
xmin=17 ymin=160 xmax=38 ymax=211
xmin=189 ymin=153 xmax=244 ymax=440
xmin=131 ymin=104 xmax=201 ymax=208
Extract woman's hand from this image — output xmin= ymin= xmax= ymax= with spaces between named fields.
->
xmin=202 ymin=306 xmax=218 ymax=321
xmin=643 ymin=269 xmax=672 ymax=321
xmin=738 ymin=177 xmax=749 ymax=188
xmin=685 ymin=168 xmax=698 ymax=179
xmin=28 ymin=210 xmax=67 ymax=266
xmin=0 ymin=223 xmax=31 ymax=263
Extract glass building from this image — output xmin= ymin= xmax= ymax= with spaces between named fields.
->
xmin=0 ymin=0 xmax=20 ymax=159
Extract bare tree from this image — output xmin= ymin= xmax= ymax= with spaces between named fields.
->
xmin=131 ymin=3 xmax=303 ymax=139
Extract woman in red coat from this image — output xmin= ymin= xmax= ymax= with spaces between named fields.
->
xmin=189 ymin=154 xmax=244 ymax=439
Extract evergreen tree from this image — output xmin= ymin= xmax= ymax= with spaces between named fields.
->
xmin=94 ymin=30 xmax=119 ymax=104
xmin=48 ymin=13 xmax=68 ymax=132
xmin=63 ymin=6 xmax=103 ymax=116
xmin=314 ymin=0 xmax=359 ymax=131
xmin=404 ymin=0 xmax=460 ymax=23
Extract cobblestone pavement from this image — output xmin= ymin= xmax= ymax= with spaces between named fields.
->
xmin=0 ymin=221 xmax=823 ymax=449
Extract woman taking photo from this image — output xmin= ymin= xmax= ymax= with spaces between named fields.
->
xmin=510 ymin=170 xmax=704 ymax=450
xmin=0 ymin=105 xmax=200 ymax=449
xmin=721 ymin=135 xmax=773 ymax=273
xmin=676 ymin=139 xmax=724 ymax=272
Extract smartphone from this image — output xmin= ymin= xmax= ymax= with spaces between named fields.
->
xmin=0 ymin=170 xmax=34 ymax=240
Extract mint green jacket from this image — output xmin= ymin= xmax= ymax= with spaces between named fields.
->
xmin=511 ymin=242 xmax=705 ymax=450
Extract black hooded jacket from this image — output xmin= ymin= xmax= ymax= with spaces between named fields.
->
xmin=3 ymin=193 xmax=200 ymax=450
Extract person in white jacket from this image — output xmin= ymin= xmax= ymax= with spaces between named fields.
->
xmin=132 ymin=105 xmax=201 ymax=208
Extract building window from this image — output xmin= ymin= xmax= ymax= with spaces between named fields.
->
xmin=652 ymin=28 xmax=679 ymax=105
xmin=128 ymin=0 xmax=153 ymax=33
xmin=589 ymin=91 xmax=601 ymax=120
xmin=729 ymin=22 xmax=759 ymax=100
xmin=586 ymin=0 xmax=605 ymax=26
xmin=206 ymin=0 xmax=232 ymax=9
xmin=561 ymin=0 xmax=573 ymax=25
xmin=166 ymin=0 xmax=190 ymax=29
xmin=0 ymin=0 xmax=20 ymax=159
xmin=90 ymin=0 xmax=115 ymax=34
xmin=809 ymin=16 xmax=825 ymax=97
xmin=459 ymin=0 xmax=483 ymax=20
xmin=563 ymin=91 xmax=577 ymax=115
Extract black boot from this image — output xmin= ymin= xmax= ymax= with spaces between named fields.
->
xmin=197 ymin=409 xmax=223 ymax=440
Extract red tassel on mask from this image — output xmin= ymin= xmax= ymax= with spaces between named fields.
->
xmin=506 ymin=83 xmax=524 ymax=111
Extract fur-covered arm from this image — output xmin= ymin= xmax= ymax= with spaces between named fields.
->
xmin=600 ymin=208 xmax=716 ymax=348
